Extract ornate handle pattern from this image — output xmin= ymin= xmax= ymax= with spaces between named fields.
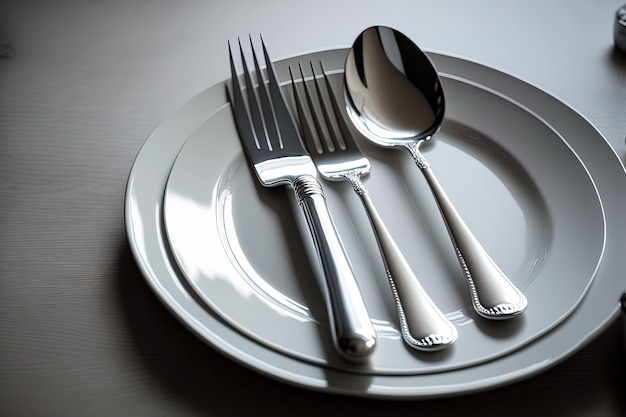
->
xmin=407 ymin=143 xmax=527 ymax=319
xmin=344 ymin=171 xmax=457 ymax=350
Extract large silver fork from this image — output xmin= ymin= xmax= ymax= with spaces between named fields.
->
xmin=228 ymin=38 xmax=376 ymax=361
xmin=291 ymin=61 xmax=458 ymax=351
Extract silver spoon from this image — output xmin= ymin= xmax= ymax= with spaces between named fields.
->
xmin=344 ymin=26 xmax=527 ymax=319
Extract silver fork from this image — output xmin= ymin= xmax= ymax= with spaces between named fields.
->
xmin=228 ymin=37 xmax=376 ymax=361
xmin=290 ymin=61 xmax=458 ymax=351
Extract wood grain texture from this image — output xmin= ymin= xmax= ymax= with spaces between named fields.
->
xmin=1 ymin=1 xmax=625 ymax=416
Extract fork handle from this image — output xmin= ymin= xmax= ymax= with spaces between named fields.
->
xmin=355 ymin=184 xmax=457 ymax=351
xmin=293 ymin=174 xmax=376 ymax=361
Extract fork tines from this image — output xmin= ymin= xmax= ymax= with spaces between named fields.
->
xmin=228 ymin=36 xmax=300 ymax=155
xmin=290 ymin=61 xmax=354 ymax=155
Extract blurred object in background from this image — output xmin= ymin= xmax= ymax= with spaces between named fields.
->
xmin=615 ymin=4 xmax=626 ymax=53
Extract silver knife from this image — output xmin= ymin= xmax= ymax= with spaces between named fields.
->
xmin=228 ymin=37 xmax=376 ymax=361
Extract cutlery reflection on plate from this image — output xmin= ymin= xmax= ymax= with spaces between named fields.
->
xmin=227 ymin=36 xmax=376 ymax=361
xmin=290 ymin=60 xmax=457 ymax=351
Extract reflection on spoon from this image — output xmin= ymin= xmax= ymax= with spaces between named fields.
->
xmin=344 ymin=26 xmax=527 ymax=319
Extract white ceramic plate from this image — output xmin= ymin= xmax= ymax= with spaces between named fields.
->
xmin=161 ymin=53 xmax=604 ymax=375
xmin=125 ymin=48 xmax=626 ymax=398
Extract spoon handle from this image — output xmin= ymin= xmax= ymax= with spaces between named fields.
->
xmin=345 ymin=172 xmax=458 ymax=350
xmin=408 ymin=145 xmax=527 ymax=319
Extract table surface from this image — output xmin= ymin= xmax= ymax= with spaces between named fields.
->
xmin=1 ymin=1 xmax=625 ymax=415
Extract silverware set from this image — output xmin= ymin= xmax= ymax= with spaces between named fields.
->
xmin=228 ymin=32 xmax=526 ymax=360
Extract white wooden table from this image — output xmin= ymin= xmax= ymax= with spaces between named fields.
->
xmin=1 ymin=1 xmax=625 ymax=415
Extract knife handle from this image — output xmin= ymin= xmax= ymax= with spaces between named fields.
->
xmin=293 ymin=174 xmax=376 ymax=361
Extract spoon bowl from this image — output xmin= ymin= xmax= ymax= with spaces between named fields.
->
xmin=344 ymin=27 xmax=444 ymax=145
xmin=344 ymin=26 xmax=527 ymax=319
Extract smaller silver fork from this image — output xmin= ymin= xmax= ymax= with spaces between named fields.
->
xmin=290 ymin=61 xmax=458 ymax=351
